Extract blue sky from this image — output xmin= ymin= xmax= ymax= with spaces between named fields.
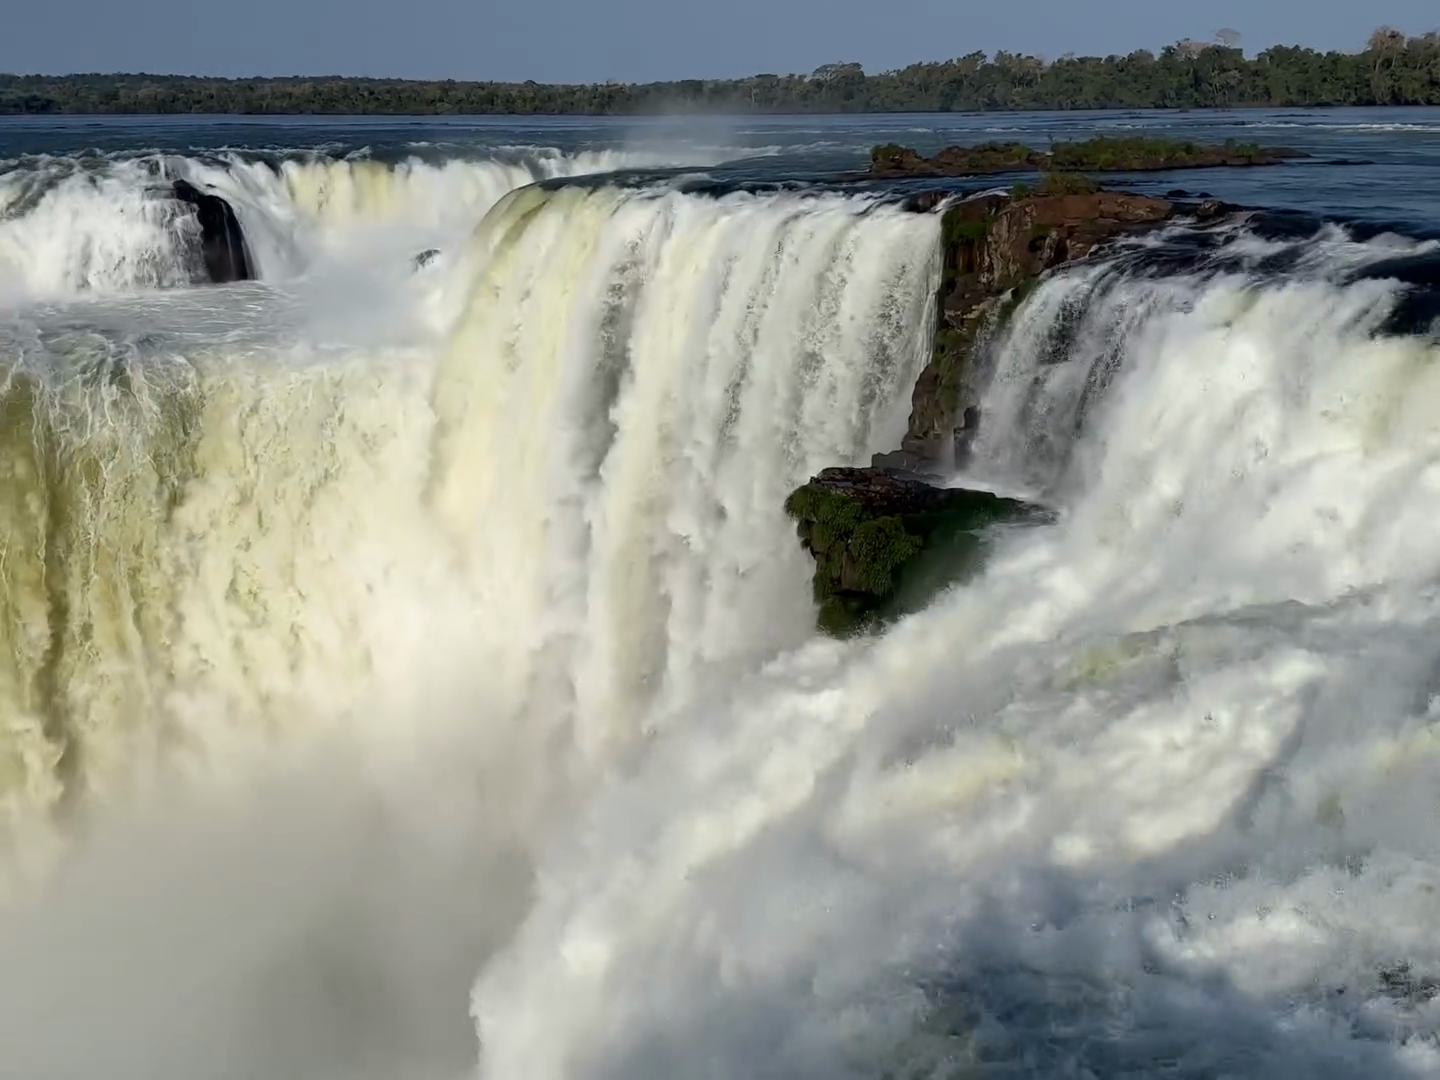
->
xmin=3 ymin=0 xmax=1437 ymax=82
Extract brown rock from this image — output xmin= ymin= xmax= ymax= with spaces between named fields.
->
xmin=901 ymin=190 xmax=1177 ymax=463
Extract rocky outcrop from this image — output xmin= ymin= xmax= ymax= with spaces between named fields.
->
xmin=1050 ymin=136 xmax=1308 ymax=171
xmin=871 ymin=141 xmax=1046 ymax=177
xmin=172 ymin=179 xmax=252 ymax=284
xmin=786 ymin=467 xmax=1049 ymax=634
xmin=902 ymin=188 xmax=1177 ymax=462
xmin=786 ymin=185 xmax=1217 ymax=633
xmin=870 ymin=137 xmax=1308 ymax=179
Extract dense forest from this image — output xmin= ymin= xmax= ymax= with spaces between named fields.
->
xmin=3 ymin=30 xmax=1439 ymax=115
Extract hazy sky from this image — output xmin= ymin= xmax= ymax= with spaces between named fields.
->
xmin=3 ymin=0 xmax=1437 ymax=82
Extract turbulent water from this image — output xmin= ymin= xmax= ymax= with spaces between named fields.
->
xmin=0 ymin=147 xmax=725 ymax=294
xmin=2 ymin=111 xmax=1440 ymax=1079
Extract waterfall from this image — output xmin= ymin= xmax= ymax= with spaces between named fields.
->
xmin=5 ymin=157 xmax=1440 ymax=1078
xmin=0 ymin=147 xmax=720 ymax=295
xmin=0 ymin=184 xmax=938 ymax=880
xmin=472 ymin=236 xmax=1440 ymax=1080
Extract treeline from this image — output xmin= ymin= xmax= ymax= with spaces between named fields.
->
xmin=4 ymin=31 xmax=1439 ymax=115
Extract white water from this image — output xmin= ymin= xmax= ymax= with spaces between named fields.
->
xmin=0 ymin=184 xmax=938 ymax=1077
xmin=0 ymin=147 xmax=708 ymax=296
xmin=4 ymin=176 xmax=1440 ymax=1079
xmin=473 ymin=264 xmax=1440 ymax=1080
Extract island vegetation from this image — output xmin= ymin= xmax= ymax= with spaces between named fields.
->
xmin=869 ymin=136 xmax=1308 ymax=177
xmin=2 ymin=29 xmax=1438 ymax=114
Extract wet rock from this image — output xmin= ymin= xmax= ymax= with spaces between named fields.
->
xmin=902 ymin=189 xmax=951 ymax=213
xmin=172 ymin=179 xmax=252 ymax=284
xmin=786 ymin=466 xmax=1051 ymax=634
xmin=784 ymin=183 xmax=1243 ymax=629
xmin=954 ymin=405 xmax=982 ymax=468
xmin=901 ymin=189 xmax=1177 ymax=461
xmin=870 ymin=448 xmax=934 ymax=473
xmin=871 ymin=141 xmax=1046 ymax=178
xmin=871 ymin=143 xmax=930 ymax=175
xmin=1195 ymin=199 xmax=1234 ymax=220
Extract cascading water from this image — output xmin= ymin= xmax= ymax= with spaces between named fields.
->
xmin=0 ymin=147 xmax=709 ymax=295
xmin=0 ymin=184 xmax=937 ymax=888
xmin=429 ymin=185 xmax=937 ymax=762
xmin=3 ymin=118 xmax=1440 ymax=1080
xmin=469 ymin=236 xmax=1440 ymax=1080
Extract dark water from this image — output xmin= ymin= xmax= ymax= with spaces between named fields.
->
xmin=3 ymin=107 xmax=1439 ymax=232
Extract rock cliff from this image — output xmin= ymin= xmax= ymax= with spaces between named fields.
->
xmin=901 ymin=188 xmax=1178 ymax=463
xmin=788 ymin=186 xmax=1215 ymax=633
xmin=172 ymin=180 xmax=252 ymax=284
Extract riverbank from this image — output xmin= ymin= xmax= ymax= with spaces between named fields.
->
xmin=5 ymin=38 xmax=1440 ymax=115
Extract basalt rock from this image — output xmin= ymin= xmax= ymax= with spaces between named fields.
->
xmin=785 ymin=466 xmax=1050 ymax=635
xmin=786 ymin=185 xmax=1237 ymax=633
xmin=902 ymin=189 xmax=1177 ymax=462
xmin=172 ymin=179 xmax=252 ymax=284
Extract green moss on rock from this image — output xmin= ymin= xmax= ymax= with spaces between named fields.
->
xmin=849 ymin=516 xmax=924 ymax=596
xmin=816 ymin=595 xmax=875 ymax=638
xmin=787 ymin=467 xmax=1051 ymax=635
xmin=946 ymin=217 xmax=991 ymax=245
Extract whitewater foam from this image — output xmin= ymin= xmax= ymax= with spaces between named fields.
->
xmin=0 ymin=183 xmax=937 ymax=870
xmin=473 ymin=252 xmax=1440 ymax=1080
xmin=5 ymin=168 xmax=1440 ymax=1080
xmin=0 ymin=146 xmax=723 ymax=297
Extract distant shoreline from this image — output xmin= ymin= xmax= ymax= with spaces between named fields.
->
xmin=4 ymin=36 xmax=1439 ymax=115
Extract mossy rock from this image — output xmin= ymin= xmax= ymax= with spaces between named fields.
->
xmin=786 ymin=467 xmax=1052 ymax=635
xmin=945 ymin=216 xmax=991 ymax=245
xmin=847 ymin=516 xmax=924 ymax=596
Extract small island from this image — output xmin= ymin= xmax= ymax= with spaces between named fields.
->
xmin=870 ymin=137 xmax=1309 ymax=178
xmin=786 ymin=468 xmax=1049 ymax=634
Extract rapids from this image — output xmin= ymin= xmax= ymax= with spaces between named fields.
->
xmin=0 ymin=147 xmax=714 ymax=294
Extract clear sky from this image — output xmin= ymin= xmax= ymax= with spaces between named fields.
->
xmin=2 ymin=0 xmax=1437 ymax=83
